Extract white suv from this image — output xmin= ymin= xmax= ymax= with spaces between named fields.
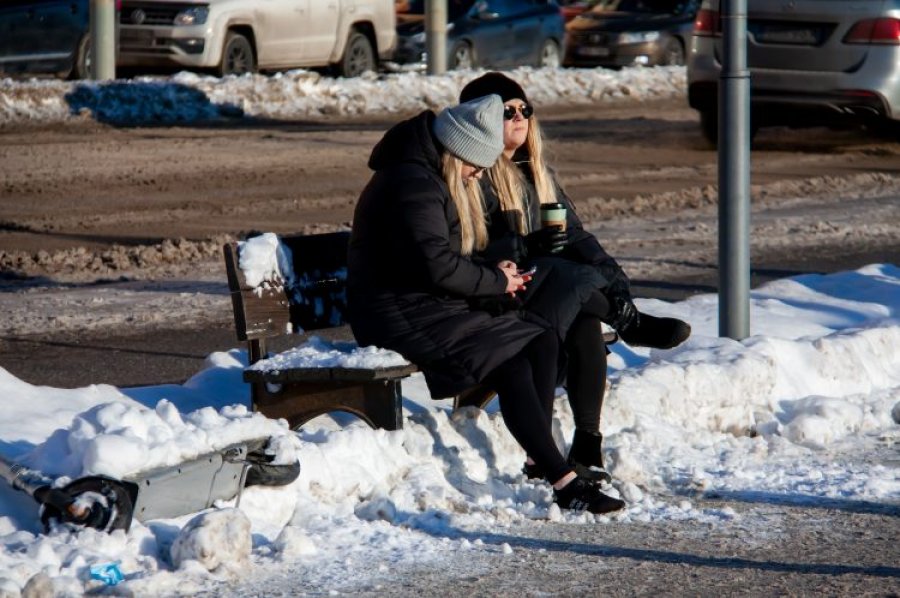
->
xmin=117 ymin=0 xmax=396 ymax=77
xmin=688 ymin=0 xmax=900 ymax=143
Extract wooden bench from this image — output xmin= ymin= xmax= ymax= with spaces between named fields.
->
xmin=223 ymin=231 xmax=497 ymax=431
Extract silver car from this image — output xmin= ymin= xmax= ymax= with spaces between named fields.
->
xmin=687 ymin=0 xmax=900 ymax=143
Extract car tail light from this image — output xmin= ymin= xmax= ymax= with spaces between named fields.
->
xmin=693 ymin=9 xmax=720 ymax=37
xmin=844 ymin=18 xmax=900 ymax=44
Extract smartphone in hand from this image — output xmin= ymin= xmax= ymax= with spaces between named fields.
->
xmin=518 ymin=266 xmax=537 ymax=277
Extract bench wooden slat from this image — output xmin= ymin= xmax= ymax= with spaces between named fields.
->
xmin=244 ymin=363 xmax=419 ymax=384
xmin=224 ymin=242 xmax=292 ymax=341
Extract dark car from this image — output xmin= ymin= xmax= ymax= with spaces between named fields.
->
xmin=0 ymin=0 xmax=113 ymax=79
xmin=563 ymin=0 xmax=699 ymax=68
xmin=389 ymin=0 xmax=566 ymax=71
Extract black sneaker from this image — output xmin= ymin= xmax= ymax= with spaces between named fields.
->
xmin=554 ymin=477 xmax=626 ymax=514
xmin=570 ymin=461 xmax=612 ymax=485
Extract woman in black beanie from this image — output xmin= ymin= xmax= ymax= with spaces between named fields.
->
xmin=460 ymin=72 xmax=691 ymax=485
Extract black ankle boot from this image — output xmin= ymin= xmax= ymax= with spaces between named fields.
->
xmin=620 ymin=312 xmax=691 ymax=349
xmin=567 ymin=430 xmax=612 ymax=484
xmin=554 ymin=477 xmax=625 ymax=514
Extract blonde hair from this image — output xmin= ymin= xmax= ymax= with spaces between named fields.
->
xmin=487 ymin=114 xmax=558 ymax=234
xmin=486 ymin=156 xmax=527 ymax=234
xmin=441 ymin=152 xmax=488 ymax=255
xmin=525 ymin=117 xmax=558 ymax=209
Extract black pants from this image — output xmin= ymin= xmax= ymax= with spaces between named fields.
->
xmin=485 ymin=329 xmax=571 ymax=484
xmin=565 ymin=291 xmax=612 ymax=434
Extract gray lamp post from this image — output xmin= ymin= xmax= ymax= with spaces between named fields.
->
xmin=425 ymin=0 xmax=447 ymax=75
xmin=90 ymin=0 xmax=116 ymax=80
xmin=718 ymin=0 xmax=751 ymax=340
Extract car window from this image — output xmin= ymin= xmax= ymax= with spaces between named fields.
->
xmin=477 ymin=0 xmax=527 ymax=17
xmin=610 ymin=0 xmax=694 ymax=14
xmin=403 ymin=0 xmax=475 ymax=20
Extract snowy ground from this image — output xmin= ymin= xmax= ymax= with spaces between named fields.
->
xmin=0 ymin=263 xmax=897 ymax=595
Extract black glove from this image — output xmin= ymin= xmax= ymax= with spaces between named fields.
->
xmin=525 ymin=226 xmax=567 ymax=256
xmin=605 ymin=277 xmax=639 ymax=333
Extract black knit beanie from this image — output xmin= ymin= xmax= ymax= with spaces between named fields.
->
xmin=459 ymin=72 xmax=529 ymax=105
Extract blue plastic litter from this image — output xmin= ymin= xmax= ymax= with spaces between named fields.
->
xmin=89 ymin=561 xmax=124 ymax=586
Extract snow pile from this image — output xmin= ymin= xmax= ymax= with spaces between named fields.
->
xmin=237 ymin=232 xmax=295 ymax=289
xmin=26 ymin=399 xmax=294 ymax=480
xmin=249 ymin=335 xmax=410 ymax=372
xmin=0 ymin=66 xmax=687 ymax=126
xmin=0 ymin=265 xmax=896 ymax=595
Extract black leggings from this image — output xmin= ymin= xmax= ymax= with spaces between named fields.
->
xmin=565 ymin=314 xmax=607 ymax=434
xmin=484 ymin=329 xmax=571 ymax=484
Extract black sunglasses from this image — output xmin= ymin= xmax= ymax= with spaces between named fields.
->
xmin=503 ymin=104 xmax=534 ymax=120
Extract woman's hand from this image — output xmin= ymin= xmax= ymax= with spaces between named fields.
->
xmin=498 ymin=262 xmax=526 ymax=295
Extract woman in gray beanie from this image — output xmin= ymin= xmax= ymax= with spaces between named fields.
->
xmin=348 ymin=95 xmax=624 ymax=515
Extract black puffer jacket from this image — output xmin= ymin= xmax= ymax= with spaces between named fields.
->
xmin=481 ymin=164 xmax=624 ymax=278
xmin=477 ymin=163 xmax=625 ymax=340
xmin=347 ymin=111 xmax=548 ymax=398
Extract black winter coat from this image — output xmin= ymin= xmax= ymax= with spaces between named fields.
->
xmin=481 ymin=163 xmax=623 ymax=275
xmin=347 ymin=111 xmax=549 ymax=399
xmin=477 ymin=163 xmax=626 ymax=341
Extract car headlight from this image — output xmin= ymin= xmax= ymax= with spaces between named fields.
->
xmin=617 ymin=31 xmax=660 ymax=44
xmin=174 ymin=7 xmax=209 ymax=26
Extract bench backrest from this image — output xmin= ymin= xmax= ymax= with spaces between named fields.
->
xmin=224 ymin=232 xmax=351 ymax=349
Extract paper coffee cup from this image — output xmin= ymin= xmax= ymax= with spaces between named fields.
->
xmin=540 ymin=202 xmax=567 ymax=231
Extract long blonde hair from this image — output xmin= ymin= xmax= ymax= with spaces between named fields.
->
xmin=525 ymin=116 xmax=557 ymax=209
xmin=442 ymin=152 xmax=488 ymax=255
xmin=487 ymin=115 xmax=558 ymax=235
xmin=486 ymin=156 xmax=527 ymax=234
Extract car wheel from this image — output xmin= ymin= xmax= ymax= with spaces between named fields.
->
xmin=450 ymin=42 xmax=474 ymax=70
xmin=660 ymin=37 xmax=684 ymax=66
xmin=69 ymin=34 xmax=91 ymax=80
xmin=338 ymin=31 xmax=376 ymax=77
xmin=218 ymin=32 xmax=255 ymax=77
xmin=537 ymin=39 xmax=561 ymax=68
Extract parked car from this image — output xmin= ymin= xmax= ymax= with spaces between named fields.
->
xmin=0 ymin=0 xmax=119 ymax=79
xmin=688 ymin=0 xmax=900 ymax=143
xmin=564 ymin=0 xmax=699 ymax=68
xmin=117 ymin=0 xmax=396 ymax=77
xmin=389 ymin=0 xmax=566 ymax=71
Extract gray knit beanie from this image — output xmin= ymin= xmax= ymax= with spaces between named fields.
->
xmin=433 ymin=94 xmax=504 ymax=169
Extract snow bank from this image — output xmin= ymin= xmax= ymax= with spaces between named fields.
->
xmin=0 ymin=66 xmax=687 ymax=126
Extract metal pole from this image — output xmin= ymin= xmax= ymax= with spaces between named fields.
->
xmin=425 ymin=0 xmax=447 ymax=75
xmin=718 ymin=0 xmax=750 ymax=339
xmin=90 ymin=0 xmax=116 ymax=80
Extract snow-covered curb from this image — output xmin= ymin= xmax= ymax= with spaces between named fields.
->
xmin=0 ymin=66 xmax=687 ymax=126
